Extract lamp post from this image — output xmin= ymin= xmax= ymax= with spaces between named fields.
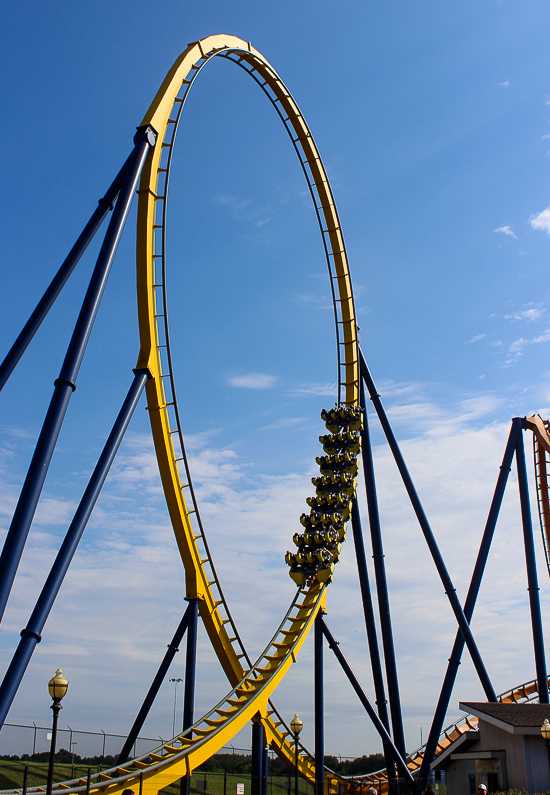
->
xmin=46 ymin=669 xmax=68 ymax=795
xmin=169 ymin=677 xmax=183 ymax=738
xmin=290 ymin=714 xmax=303 ymax=795
xmin=541 ymin=719 xmax=550 ymax=773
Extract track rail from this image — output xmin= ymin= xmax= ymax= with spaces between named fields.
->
xmin=132 ymin=34 xmax=358 ymax=788
xmin=15 ymin=585 xmax=326 ymax=795
xmin=528 ymin=414 xmax=550 ymax=577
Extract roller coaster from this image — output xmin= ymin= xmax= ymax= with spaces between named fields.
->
xmin=0 ymin=33 xmax=549 ymax=795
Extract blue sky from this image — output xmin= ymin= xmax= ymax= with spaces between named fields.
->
xmin=1 ymin=0 xmax=550 ymax=763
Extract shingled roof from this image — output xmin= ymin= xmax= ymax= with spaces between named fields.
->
xmin=460 ymin=702 xmax=550 ymax=733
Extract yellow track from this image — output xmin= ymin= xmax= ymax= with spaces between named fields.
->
xmin=25 ymin=34 xmax=358 ymax=795
xmin=9 ymin=37 xmax=549 ymax=795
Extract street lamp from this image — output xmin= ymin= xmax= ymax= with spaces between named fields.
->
xmin=290 ymin=714 xmax=303 ymax=795
xmin=541 ymin=719 xmax=550 ymax=771
xmin=169 ymin=678 xmax=183 ymax=738
xmin=46 ymin=669 xmax=68 ymax=795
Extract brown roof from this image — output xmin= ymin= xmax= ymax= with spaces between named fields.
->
xmin=460 ymin=702 xmax=550 ymax=727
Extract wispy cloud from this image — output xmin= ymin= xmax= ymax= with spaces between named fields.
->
xmin=467 ymin=334 xmax=486 ymax=343
xmin=1 ymin=400 xmax=549 ymax=755
xmin=530 ymin=207 xmax=550 ymax=235
xmin=213 ymin=194 xmax=272 ymax=228
xmin=494 ymin=225 xmax=517 ymax=238
xmin=292 ymin=293 xmax=332 ymax=310
xmin=227 ymin=373 xmax=279 ymax=390
xmin=500 ymin=81 xmax=510 ymax=87
xmin=260 ymin=417 xmax=308 ymax=431
xmin=504 ymin=305 xmax=545 ymax=322
xmin=290 ymin=382 xmax=337 ymax=397
xmin=505 ymin=329 xmax=550 ymax=364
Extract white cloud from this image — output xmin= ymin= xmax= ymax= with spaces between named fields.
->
xmin=467 ymin=334 xmax=486 ymax=343
xmin=500 ymin=81 xmax=510 ymax=87
xmin=260 ymin=417 xmax=309 ymax=431
xmin=504 ymin=306 xmax=545 ymax=322
xmin=530 ymin=207 xmax=550 ymax=235
xmin=290 ymin=382 xmax=338 ymax=397
xmin=2 ymin=396 xmax=550 ymax=759
xmin=506 ymin=329 xmax=550 ymax=364
xmin=227 ymin=373 xmax=279 ymax=389
xmin=494 ymin=226 xmax=517 ymax=238
xmin=292 ymin=293 xmax=332 ymax=310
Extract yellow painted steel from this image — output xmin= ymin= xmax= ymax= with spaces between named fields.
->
xmin=4 ymin=34 xmax=548 ymax=795
xmin=131 ymin=33 xmax=359 ymax=789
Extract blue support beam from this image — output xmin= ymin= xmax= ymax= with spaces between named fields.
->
xmin=320 ymin=620 xmax=420 ymax=795
xmin=0 ymin=126 xmax=156 ymax=626
xmin=117 ymin=603 xmax=192 ymax=764
xmin=262 ymin=745 xmax=268 ymax=795
xmin=350 ymin=498 xmax=396 ymax=787
xmin=417 ymin=419 xmax=520 ymax=786
xmin=181 ymin=597 xmax=199 ymax=795
xmin=358 ymin=376 xmax=405 ymax=759
xmin=314 ymin=612 xmax=324 ymax=795
xmin=516 ymin=421 xmax=549 ymax=703
xmin=0 ymin=153 xmax=133 ymax=394
xmin=251 ymin=717 xmax=264 ymax=795
xmin=0 ymin=368 xmax=150 ymax=730
xmin=359 ymin=348 xmax=497 ymax=702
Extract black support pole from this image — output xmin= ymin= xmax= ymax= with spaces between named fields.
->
xmin=320 ymin=621 xmax=420 ymax=795
xmin=359 ymin=349 xmax=497 ymax=702
xmin=314 ymin=612 xmax=324 ymax=795
xmin=516 ymin=422 xmax=549 ymax=703
xmin=358 ymin=377 xmax=405 ymax=759
xmin=117 ymin=604 xmax=191 ymax=764
xmin=252 ymin=717 xmax=264 ymax=795
xmin=183 ymin=598 xmax=199 ymax=730
xmin=417 ymin=419 xmax=520 ymax=786
xmin=262 ymin=746 xmax=268 ymax=795
xmin=350 ymin=498 xmax=396 ymax=788
xmin=0 ymin=368 xmax=150 ymax=730
xmin=181 ymin=597 xmax=199 ymax=795
xmin=0 ymin=153 xmax=133 ymax=394
xmin=0 ymin=126 xmax=156 ymax=626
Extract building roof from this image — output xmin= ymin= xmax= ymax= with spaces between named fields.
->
xmin=459 ymin=702 xmax=550 ymax=735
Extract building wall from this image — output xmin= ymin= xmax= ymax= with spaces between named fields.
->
xmin=443 ymin=720 xmax=550 ymax=795
xmin=524 ymin=735 xmax=550 ymax=795
xmin=445 ymin=758 xmax=475 ymax=795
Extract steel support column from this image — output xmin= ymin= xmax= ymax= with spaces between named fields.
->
xmin=314 ymin=612 xmax=324 ymax=795
xmin=181 ymin=597 xmax=199 ymax=795
xmin=252 ymin=717 xmax=264 ymax=795
xmin=0 ymin=368 xmax=150 ymax=730
xmin=418 ymin=419 xmax=520 ymax=786
xmin=0 ymin=126 xmax=156 ymax=626
xmin=350 ymin=498 xmax=396 ymax=787
xmin=262 ymin=745 xmax=268 ymax=795
xmin=359 ymin=348 xmax=497 ymax=702
xmin=517 ymin=422 xmax=549 ymax=703
xmin=117 ymin=604 xmax=192 ymax=763
xmin=358 ymin=376 xmax=405 ymax=759
xmin=0 ymin=153 xmax=134 ymax=393
xmin=320 ymin=620 xmax=420 ymax=795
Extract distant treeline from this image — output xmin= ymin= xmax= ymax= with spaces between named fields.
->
xmin=1 ymin=749 xmax=118 ymax=767
xmin=0 ymin=750 xmax=385 ymax=777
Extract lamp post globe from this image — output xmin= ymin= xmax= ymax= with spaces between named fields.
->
xmin=46 ymin=669 xmax=68 ymax=795
xmin=290 ymin=714 xmax=303 ymax=795
xmin=541 ymin=719 xmax=550 ymax=772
